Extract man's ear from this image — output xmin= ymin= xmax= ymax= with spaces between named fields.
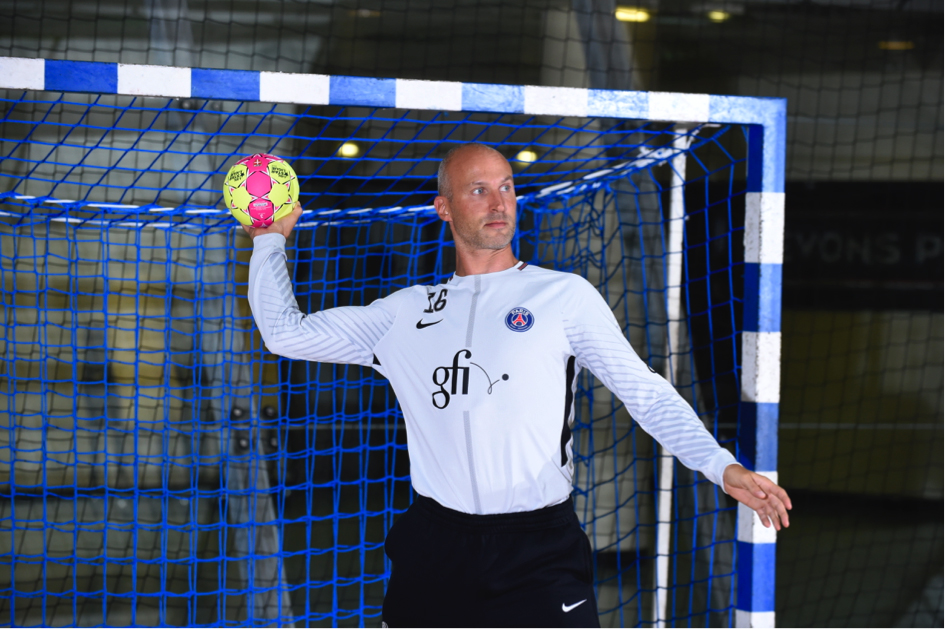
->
xmin=434 ymin=195 xmax=451 ymax=222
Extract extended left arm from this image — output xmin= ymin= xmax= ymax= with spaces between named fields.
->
xmin=564 ymin=278 xmax=791 ymax=528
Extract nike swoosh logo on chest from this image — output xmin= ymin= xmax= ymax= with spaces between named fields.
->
xmin=416 ymin=319 xmax=442 ymax=329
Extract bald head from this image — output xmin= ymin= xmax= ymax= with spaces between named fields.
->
xmin=432 ymin=141 xmax=517 ymax=254
xmin=437 ymin=143 xmax=508 ymax=200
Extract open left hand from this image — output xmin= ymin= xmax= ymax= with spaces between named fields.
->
xmin=723 ymin=464 xmax=792 ymax=530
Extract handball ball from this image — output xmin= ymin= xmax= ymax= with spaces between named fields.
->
xmin=223 ymin=153 xmax=299 ymax=228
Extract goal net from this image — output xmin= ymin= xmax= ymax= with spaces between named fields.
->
xmin=0 ymin=64 xmax=765 ymax=627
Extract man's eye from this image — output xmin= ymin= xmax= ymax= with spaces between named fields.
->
xmin=472 ymin=188 xmax=484 ymax=195
xmin=501 ymin=184 xmax=512 ymax=192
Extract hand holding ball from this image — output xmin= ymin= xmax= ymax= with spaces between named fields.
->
xmin=223 ymin=153 xmax=299 ymax=228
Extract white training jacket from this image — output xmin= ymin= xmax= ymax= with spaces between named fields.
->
xmin=248 ymin=233 xmax=739 ymax=515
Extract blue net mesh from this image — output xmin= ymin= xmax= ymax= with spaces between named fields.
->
xmin=0 ymin=92 xmax=747 ymax=627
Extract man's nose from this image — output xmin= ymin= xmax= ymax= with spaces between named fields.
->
xmin=488 ymin=190 xmax=509 ymax=212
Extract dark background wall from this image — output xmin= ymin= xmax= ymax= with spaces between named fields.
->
xmin=1 ymin=0 xmax=941 ymax=625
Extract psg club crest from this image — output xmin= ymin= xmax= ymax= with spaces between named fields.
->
xmin=505 ymin=307 xmax=535 ymax=332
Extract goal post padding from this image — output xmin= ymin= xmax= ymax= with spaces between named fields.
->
xmin=0 ymin=57 xmax=784 ymax=628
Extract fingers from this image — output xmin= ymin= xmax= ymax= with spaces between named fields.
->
xmin=775 ymin=502 xmax=790 ymax=529
xmin=751 ymin=474 xmax=791 ymax=530
xmin=753 ymin=500 xmax=779 ymax=530
xmin=754 ymin=475 xmax=792 ymax=519
xmin=725 ymin=467 xmax=792 ymax=531
xmin=271 ymin=202 xmax=303 ymax=238
xmin=758 ymin=503 xmax=782 ymax=530
xmin=764 ymin=479 xmax=793 ymax=511
xmin=758 ymin=511 xmax=773 ymax=529
xmin=725 ymin=465 xmax=767 ymax=500
xmin=748 ymin=475 xmax=768 ymax=500
xmin=283 ymin=202 xmax=303 ymax=233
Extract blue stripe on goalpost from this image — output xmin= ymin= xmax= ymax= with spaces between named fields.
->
xmin=743 ymin=263 xmax=783 ymax=333
xmin=0 ymin=55 xmax=786 ymax=628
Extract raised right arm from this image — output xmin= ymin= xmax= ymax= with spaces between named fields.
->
xmin=248 ymin=232 xmax=397 ymax=367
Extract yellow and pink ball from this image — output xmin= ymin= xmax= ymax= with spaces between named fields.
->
xmin=222 ymin=153 xmax=299 ymax=228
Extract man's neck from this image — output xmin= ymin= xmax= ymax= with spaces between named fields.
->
xmin=453 ymin=246 xmax=518 ymax=277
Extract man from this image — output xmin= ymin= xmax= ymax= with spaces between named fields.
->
xmin=245 ymin=143 xmax=791 ymax=627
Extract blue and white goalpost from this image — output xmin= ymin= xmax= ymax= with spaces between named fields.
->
xmin=0 ymin=57 xmax=784 ymax=628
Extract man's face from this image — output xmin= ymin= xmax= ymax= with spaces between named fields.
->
xmin=438 ymin=148 xmax=516 ymax=251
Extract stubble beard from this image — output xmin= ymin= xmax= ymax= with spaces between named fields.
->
xmin=455 ymin=215 xmax=516 ymax=251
